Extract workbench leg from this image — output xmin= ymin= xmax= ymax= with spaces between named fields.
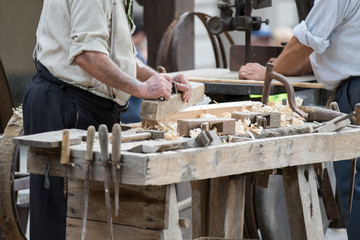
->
xmin=224 ymin=175 xmax=246 ymax=239
xmin=163 ymin=184 xmax=182 ymax=240
xmin=191 ymin=175 xmax=246 ymax=239
xmin=190 ymin=179 xmax=210 ymax=239
xmin=282 ymin=165 xmax=324 ymax=240
xmin=208 ymin=177 xmax=229 ymax=237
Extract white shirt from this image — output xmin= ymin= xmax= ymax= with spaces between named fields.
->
xmin=293 ymin=0 xmax=360 ymax=90
xmin=34 ymin=0 xmax=137 ymax=106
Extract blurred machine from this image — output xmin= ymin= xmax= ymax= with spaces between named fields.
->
xmin=208 ymin=0 xmax=271 ymax=64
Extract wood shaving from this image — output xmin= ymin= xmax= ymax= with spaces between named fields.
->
xmin=139 ymin=99 xmax=305 ymax=138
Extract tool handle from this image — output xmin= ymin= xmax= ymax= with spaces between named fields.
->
xmin=112 ymin=124 xmax=121 ymax=164
xmin=157 ymin=66 xmax=167 ymax=73
xmin=60 ymin=129 xmax=70 ymax=165
xmin=85 ymin=126 xmax=95 ymax=162
xmin=98 ymin=124 xmax=110 ymax=165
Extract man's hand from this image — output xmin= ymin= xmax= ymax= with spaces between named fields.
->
xmin=238 ymin=63 xmax=266 ymax=81
xmin=141 ymin=73 xmax=173 ymax=100
xmin=172 ymin=73 xmax=193 ymax=103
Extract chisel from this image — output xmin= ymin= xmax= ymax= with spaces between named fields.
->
xmin=111 ymin=124 xmax=121 ymax=217
xmin=81 ymin=126 xmax=95 ymax=240
xmin=99 ymin=124 xmax=114 ymax=240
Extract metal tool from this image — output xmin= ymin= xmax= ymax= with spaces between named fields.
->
xmin=207 ymin=0 xmax=271 ymax=63
xmin=111 ymin=124 xmax=121 ymax=217
xmin=81 ymin=126 xmax=95 ymax=240
xmin=314 ymin=111 xmax=358 ymax=133
xmin=98 ymin=124 xmax=114 ymax=240
xmin=60 ymin=129 xmax=70 ymax=196
xmin=262 ymin=62 xmax=309 ymax=119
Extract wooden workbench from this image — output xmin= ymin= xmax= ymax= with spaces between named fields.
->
xmin=17 ymin=124 xmax=360 ymax=239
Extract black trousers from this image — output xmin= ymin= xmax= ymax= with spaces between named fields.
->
xmin=22 ymin=62 xmax=126 ymax=240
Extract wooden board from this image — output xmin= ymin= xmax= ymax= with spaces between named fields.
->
xmin=25 ymin=127 xmax=360 ymax=186
xmin=66 ymin=217 xmax=164 ymax=240
xmin=13 ymin=129 xmax=86 ymax=148
xmin=170 ymin=68 xmax=323 ymax=89
xmin=27 ymin=147 xmax=148 ymax=185
xmin=67 ymin=178 xmax=168 ymax=230
xmin=140 ymin=82 xmax=205 ymax=121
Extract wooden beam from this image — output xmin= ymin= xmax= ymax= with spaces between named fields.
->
xmin=282 ymin=165 xmax=324 ymax=240
xmin=27 ymin=147 xmax=149 ymax=185
xmin=145 ymin=128 xmax=360 ymax=185
xmin=208 ymin=177 xmax=229 ymax=237
xmin=224 ymin=175 xmax=246 ymax=239
xmin=190 ymin=180 xmax=210 ymax=239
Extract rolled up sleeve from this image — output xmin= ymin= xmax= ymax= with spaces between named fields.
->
xmin=293 ymin=21 xmax=329 ymax=54
xmin=293 ymin=0 xmax=347 ymax=54
xmin=68 ymin=0 xmax=112 ymax=64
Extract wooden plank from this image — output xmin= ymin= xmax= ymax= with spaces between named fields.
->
xmin=66 ymin=217 xmax=163 ymax=240
xmin=172 ymin=68 xmax=322 ymax=89
xmin=27 ymin=147 xmax=148 ymax=185
xmin=145 ymin=128 xmax=360 ymax=185
xmin=224 ymin=175 xmax=246 ymax=239
xmin=14 ymin=129 xmax=86 ymax=148
xmin=177 ymin=118 xmax=236 ymax=137
xmin=282 ymin=165 xmax=324 ymax=240
xmin=67 ymin=178 xmax=168 ymax=230
xmin=189 ymin=77 xmax=323 ymax=89
xmin=190 ymin=180 xmax=210 ymax=239
xmin=163 ymin=101 xmax=262 ymax=122
xmin=140 ymin=82 xmax=205 ymax=121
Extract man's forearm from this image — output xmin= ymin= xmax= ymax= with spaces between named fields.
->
xmin=74 ymin=51 xmax=145 ymax=98
xmin=274 ymin=36 xmax=314 ymax=76
xmin=136 ymin=58 xmax=157 ymax=82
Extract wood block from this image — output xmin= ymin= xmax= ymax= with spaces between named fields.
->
xmin=177 ymin=118 xmax=236 ymax=137
xmin=231 ymin=111 xmax=281 ymax=128
xmin=67 ymin=178 xmax=168 ymax=230
xmin=140 ymin=82 xmax=204 ymax=121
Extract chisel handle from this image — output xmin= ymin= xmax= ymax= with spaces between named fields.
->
xmin=112 ymin=124 xmax=121 ymax=164
xmin=98 ymin=124 xmax=110 ymax=165
xmin=60 ymin=129 xmax=70 ymax=165
xmin=85 ymin=126 xmax=95 ymax=162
